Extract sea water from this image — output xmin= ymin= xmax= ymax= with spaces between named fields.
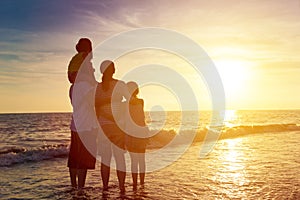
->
xmin=0 ymin=111 xmax=300 ymax=199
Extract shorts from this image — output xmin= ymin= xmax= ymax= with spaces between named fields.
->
xmin=67 ymin=131 xmax=96 ymax=169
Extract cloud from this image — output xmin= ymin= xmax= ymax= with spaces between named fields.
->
xmin=0 ymin=0 xmax=300 ymax=112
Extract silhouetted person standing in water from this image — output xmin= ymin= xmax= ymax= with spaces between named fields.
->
xmin=126 ymin=81 xmax=148 ymax=190
xmin=67 ymin=38 xmax=97 ymax=193
xmin=95 ymin=60 xmax=129 ymax=193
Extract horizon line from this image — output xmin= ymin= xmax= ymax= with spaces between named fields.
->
xmin=1 ymin=108 xmax=300 ymax=115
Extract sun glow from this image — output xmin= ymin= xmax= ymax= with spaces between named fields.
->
xmin=215 ymin=60 xmax=251 ymax=96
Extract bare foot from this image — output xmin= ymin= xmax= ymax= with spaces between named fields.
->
xmin=102 ymin=186 xmax=109 ymax=192
xmin=133 ymin=184 xmax=137 ymax=191
xmin=77 ymin=188 xmax=85 ymax=196
xmin=120 ymin=186 xmax=125 ymax=194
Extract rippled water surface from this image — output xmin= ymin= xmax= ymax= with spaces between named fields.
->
xmin=1 ymin=111 xmax=300 ymax=199
xmin=1 ymin=131 xmax=299 ymax=199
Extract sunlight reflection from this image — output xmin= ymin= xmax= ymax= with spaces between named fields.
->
xmin=224 ymin=139 xmax=240 ymax=167
xmin=214 ymin=138 xmax=249 ymax=197
xmin=223 ymin=110 xmax=238 ymax=128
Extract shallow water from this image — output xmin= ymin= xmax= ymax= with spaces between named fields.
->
xmin=1 ymin=131 xmax=299 ymax=199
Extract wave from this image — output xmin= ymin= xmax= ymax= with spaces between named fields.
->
xmin=148 ymin=123 xmax=300 ymax=147
xmin=218 ymin=123 xmax=300 ymax=136
xmin=0 ymin=144 xmax=69 ymax=167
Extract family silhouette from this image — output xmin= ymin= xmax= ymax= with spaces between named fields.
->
xmin=67 ymin=38 xmax=149 ymax=194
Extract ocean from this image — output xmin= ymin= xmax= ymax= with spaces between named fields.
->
xmin=0 ymin=110 xmax=300 ymax=199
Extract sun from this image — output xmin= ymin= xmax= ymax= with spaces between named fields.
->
xmin=214 ymin=59 xmax=250 ymax=97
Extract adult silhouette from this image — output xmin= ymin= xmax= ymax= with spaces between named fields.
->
xmin=95 ymin=60 xmax=129 ymax=193
xmin=67 ymin=38 xmax=97 ymax=193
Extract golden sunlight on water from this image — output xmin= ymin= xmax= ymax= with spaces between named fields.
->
xmin=1 ymin=112 xmax=299 ymax=199
xmin=214 ymin=138 xmax=249 ymax=198
xmin=223 ymin=110 xmax=239 ymax=128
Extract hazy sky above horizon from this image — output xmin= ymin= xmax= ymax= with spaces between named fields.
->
xmin=0 ymin=0 xmax=300 ymax=113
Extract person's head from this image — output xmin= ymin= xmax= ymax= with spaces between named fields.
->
xmin=76 ymin=38 xmax=92 ymax=53
xmin=100 ymin=60 xmax=115 ymax=91
xmin=127 ymin=81 xmax=139 ymax=97
xmin=100 ymin=60 xmax=115 ymax=76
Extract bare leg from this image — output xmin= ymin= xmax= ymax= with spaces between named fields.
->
xmin=69 ymin=168 xmax=77 ymax=188
xmin=114 ymin=146 xmax=126 ymax=193
xmin=99 ymin=137 xmax=112 ymax=191
xmin=101 ymin=164 xmax=110 ymax=190
xmin=140 ymin=173 xmax=145 ymax=186
xmin=139 ymin=153 xmax=146 ymax=185
xmin=77 ymin=169 xmax=87 ymax=189
xmin=130 ymin=153 xmax=138 ymax=190
xmin=132 ymin=173 xmax=138 ymax=190
xmin=117 ymin=170 xmax=126 ymax=193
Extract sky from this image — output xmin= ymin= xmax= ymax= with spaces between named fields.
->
xmin=0 ymin=0 xmax=300 ymax=113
